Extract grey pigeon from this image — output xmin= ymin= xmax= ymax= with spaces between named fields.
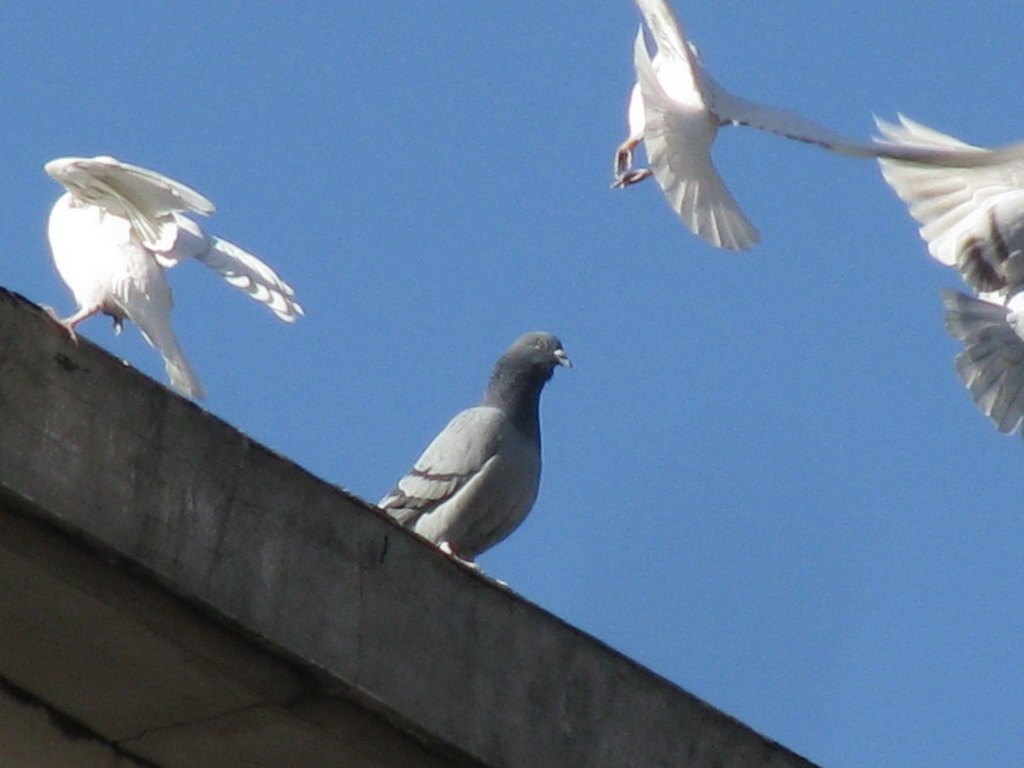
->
xmin=378 ymin=332 xmax=571 ymax=562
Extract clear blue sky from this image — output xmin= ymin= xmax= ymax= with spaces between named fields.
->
xmin=4 ymin=3 xmax=1022 ymax=766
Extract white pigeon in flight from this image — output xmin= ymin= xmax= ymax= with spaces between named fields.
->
xmin=876 ymin=116 xmax=1024 ymax=436
xmin=378 ymin=332 xmax=571 ymax=565
xmin=613 ymin=0 xmax=1006 ymax=251
xmin=45 ymin=155 xmax=303 ymax=399
xmin=875 ymin=116 xmax=1024 ymax=294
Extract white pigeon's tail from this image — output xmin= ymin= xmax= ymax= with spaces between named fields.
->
xmin=133 ymin=312 xmax=206 ymax=400
xmin=654 ymin=149 xmax=760 ymax=251
xmin=942 ymin=289 xmax=1024 ymax=435
xmin=199 ymin=236 xmax=304 ymax=322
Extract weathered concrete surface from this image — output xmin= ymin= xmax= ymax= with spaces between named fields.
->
xmin=0 ymin=287 xmax=821 ymax=768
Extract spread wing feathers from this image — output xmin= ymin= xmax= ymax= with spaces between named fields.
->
xmin=633 ymin=31 xmax=758 ymax=250
xmin=110 ymin=267 xmax=206 ymax=400
xmin=47 ymin=156 xmax=215 ymax=252
xmin=877 ymin=116 xmax=1024 ymax=293
xmin=632 ymin=0 xmax=929 ymax=159
xmin=704 ymin=81 xmax=879 ymax=157
xmin=378 ymin=407 xmax=505 ymax=527
xmin=198 ymin=236 xmax=303 ymax=322
xmin=79 ymin=156 xmax=215 ymax=216
xmin=154 ymin=214 xmax=303 ymax=322
xmin=943 ymin=289 xmax=1024 ymax=435
xmin=634 ymin=0 xmax=691 ymax=65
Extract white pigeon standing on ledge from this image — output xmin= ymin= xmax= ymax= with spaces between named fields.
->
xmin=378 ymin=332 xmax=571 ymax=565
xmin=45 ymin=155 xmax=304 ymax=399
xmin=613 ymin=0 xmax=1014 ymax=251
xmin=876 ymin=116 xmax=1024 ymax=437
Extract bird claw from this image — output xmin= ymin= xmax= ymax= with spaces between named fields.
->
xmin=612 ymin=167 xmax=653 ymax=189
xmin=41 ymin=305 xmax=81 ymax=345
xmin=612 ymin=138 xmax=653 ymax=188
xmin=613 ymin=144 xmax=633 ymax=182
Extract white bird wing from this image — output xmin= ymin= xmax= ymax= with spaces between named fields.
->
xmin=160 ymin=214 xmax=303 ymax=322
xmin=943 ymin=289 xmax=1024 ymax=435
xmin=633 ymin=0 xmax=877 ymax=157
xmin=703 ymin=80 xmax=883 ymax=156
xmin=877 ymin=116 xmax=1024 ymax=293
xmin=378 ymin=407 xmax=505 ymax=528
xmin=633 ymin=0 xmax=702 ymax=99
xmin=633 ymin=30 xmax=758 ymax=250
xmin=85 ymin=156 xmax=215 ymax=216
xmin=46 ymin=156 xmax=215 ymax=252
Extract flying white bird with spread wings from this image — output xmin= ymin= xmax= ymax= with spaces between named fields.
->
xmin=613 ymin=0 xmax=1017 ymax=251
xmin=876 ymin=116 xmax=1024 ymax=437
xmin=45 ymin=155 xmax=303 ymax=399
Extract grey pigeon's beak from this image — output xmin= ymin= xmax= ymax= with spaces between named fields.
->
xmin=554 ymin=349 xmax=572 ymax=369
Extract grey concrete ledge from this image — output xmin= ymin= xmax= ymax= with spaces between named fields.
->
xmin=0 ymin=287 xmax=820 ymax=768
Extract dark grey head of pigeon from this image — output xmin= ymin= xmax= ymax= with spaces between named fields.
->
xmin=481 ymin=331 xmax=571 ymax=438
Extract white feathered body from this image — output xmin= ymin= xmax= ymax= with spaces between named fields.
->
xmin=48 ymin=193 xmax=205 ymax=398
xmin=48 ymin=194 xmax=161 ymax=319
xmin=45 ymin=155 xmax=303 ymax=399
xmin=628 ymin=2 xmax=758 ymax=250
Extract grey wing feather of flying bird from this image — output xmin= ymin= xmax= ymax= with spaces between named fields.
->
xmin=942 ymin=289 xmax=1024 ymax=436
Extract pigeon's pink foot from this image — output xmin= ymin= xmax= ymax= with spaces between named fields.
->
xmin=47 ymin=305 xmax=102 ymax=345
xmin=612 ymin=138 xmax=652 ymax=188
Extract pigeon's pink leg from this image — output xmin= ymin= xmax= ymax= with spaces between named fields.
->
xmin=612 ymin=136 xmax=653 ymax=188
xmin=45 ymin=304 xmax=102 ymax=344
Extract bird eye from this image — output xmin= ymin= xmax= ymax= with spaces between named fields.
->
xmin=534 ymin=337 xmax=549 ymax=351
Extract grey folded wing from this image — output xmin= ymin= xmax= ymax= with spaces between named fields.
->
xmin=378 ymin=407 xmax=505 ymax=528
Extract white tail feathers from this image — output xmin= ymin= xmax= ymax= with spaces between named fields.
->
xmin=661 ymin=169 xmax=760 ymax=251
xmin=135 ymin=314 xmax=206 ymax=400
xmin=198 ymin=236 xmax=304 ymax=323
